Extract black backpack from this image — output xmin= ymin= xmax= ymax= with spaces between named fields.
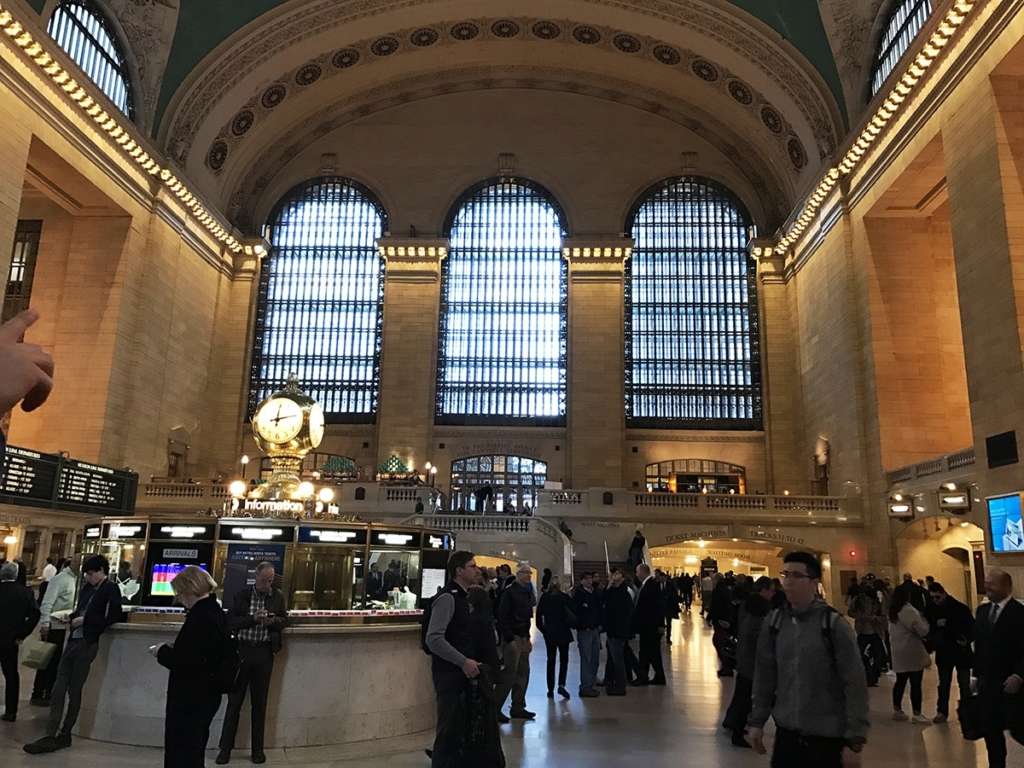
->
xmin=211 ymin=629 xmax=242 ymax=694
xmin=420 ymin=596 xmax=436 ymax=656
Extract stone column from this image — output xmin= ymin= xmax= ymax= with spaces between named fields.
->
xmin=375 ymin=238 xmax=448 ymax=473
xmin=564 ymin=238 xmax=632 ymax=489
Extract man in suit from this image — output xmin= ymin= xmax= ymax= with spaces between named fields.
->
xmin=0 ymin=561 xmax=41 ymax=721
xmin=973 ymin=569 xmax=1024 ymax=768
xmin=217 ymin=562 xmax=288 ymax=765
xmin=632 ymin=563 xmax=666 ymax=685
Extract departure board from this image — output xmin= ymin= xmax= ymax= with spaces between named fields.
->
xmin=0 ymin=445 xmax=137 ymax=514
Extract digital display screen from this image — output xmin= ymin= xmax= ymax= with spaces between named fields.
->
xmin=989 ymin=494 xmax=1024 ymax=552
xmin=1 ymin=445 xmax=137 ymax=514
xmin=150 ymin=562 xmax=210 ymax=597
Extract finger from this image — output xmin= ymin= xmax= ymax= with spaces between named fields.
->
xmin=0 ymin=308 xmax=39 ymax=343
xmin=21 ymin=373 xmax=53 ymax=412
xmin=23 ymin=345 xmax=54 ymax=378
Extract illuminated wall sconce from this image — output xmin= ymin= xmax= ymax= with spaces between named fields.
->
xmin=937 ymin=483 xmax=971 ymax=511
xmin=887 ymin=493 xmax=913 ymax=519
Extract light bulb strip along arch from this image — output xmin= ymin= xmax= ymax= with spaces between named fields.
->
xmin=751 ymin=0 xmax=979 ymax=262
xmin=0 ymin=2 xmax=248 ymax=255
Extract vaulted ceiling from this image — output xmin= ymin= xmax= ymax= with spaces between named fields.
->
xmin=22 ymin=0 xmax=894 ymax=234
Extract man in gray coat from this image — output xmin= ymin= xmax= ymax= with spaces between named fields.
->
xmin=747 ymin=552 xmax=869 ymax=767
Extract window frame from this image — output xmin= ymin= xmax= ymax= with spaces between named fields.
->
xmin=624 ymin=176 xmax=763 ymax=431
xmin=435 ymin=177 xmax=569 ymax=427
xmin=248 ymin=176 xmax=388 ymax=424
xmin=870 ymin=0 xmax=933 ymax=97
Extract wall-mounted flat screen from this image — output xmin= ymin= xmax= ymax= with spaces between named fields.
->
xmin=988 ymin=494 xmax=1024 ymax=553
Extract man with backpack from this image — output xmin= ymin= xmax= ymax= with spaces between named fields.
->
xmin=746 ymin=551 xmax=869 ymax=767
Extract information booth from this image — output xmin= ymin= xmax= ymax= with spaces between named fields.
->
xmin=144 ymin=522 xmax=217 ymax=606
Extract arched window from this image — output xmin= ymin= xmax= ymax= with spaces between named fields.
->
xmin=249 ymin=178 xmax=387 ymax=423
xmin=871 ymin=0 xmax=933 ymax=96
xmin=436 ymin=179 xmax=567 ymax=426
xmin=625 ymin=177 xmax=761 ymax=430
xmin=645 ymin=459 xmax=746 ymax=494
xmin=47 ymin=0 xmax=134 ymax=118
xmin=450 ymin=454 xmax=548 ymax=514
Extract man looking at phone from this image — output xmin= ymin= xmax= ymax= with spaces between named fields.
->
xmin=217 ymin=562 xmax=287 ymax=765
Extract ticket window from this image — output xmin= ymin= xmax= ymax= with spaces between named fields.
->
xmin=367 ymin=530 xmax=422 ymax=607
xmin=291 ymin=545 xmax=361 ymax=610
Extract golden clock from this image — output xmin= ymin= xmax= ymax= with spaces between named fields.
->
xmin=248 ymin=374 xmax=324 ymax=500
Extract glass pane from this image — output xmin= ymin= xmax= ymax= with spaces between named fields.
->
xmin=871 ymin=0 xmax=934 ymax=95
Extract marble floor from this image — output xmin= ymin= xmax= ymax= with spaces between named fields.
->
xmin=1 ymin=611 xmax=1017 ymax=767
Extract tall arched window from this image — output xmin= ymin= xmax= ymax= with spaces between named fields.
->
xmin=625 ymin=177 xmax=761 ymax=430
xmin=871 ymin=0 xmax=933 ymax=96
xmin=436 ymin=179 xmax=568 ymax=426
xmin=47 ymin=0 xmax=134 ymax=118
xmin=249 ymin=178 xmax=387 ymax=423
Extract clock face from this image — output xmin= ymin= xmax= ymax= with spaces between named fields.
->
xmin=308 ymin=403 xmax=325 ymax=448
xmin=254 ymin=397 xmax=304 ymax=444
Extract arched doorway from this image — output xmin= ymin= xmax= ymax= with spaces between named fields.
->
xmin=896 ymin=516 xmax=984 ymax=611
xmin=449 ymin=454 xmax=548 ymax=514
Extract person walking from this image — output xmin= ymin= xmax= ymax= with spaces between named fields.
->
xmin=24 ymin=554 xmax=122 ymax=755
xmin=217 ymin=562 xmax=288 ymax=765
xmin=601 ymin=567 xmax=633 ymax=696
xmin=972 ymin=569 xmax=1024 ymax=768
xmin=747 ymin=552 xmax=869 ymax=767
xmin=722 ymin=576 xmax=772 ymax=748
xmin=424 ymin=550 xmax=483 ymax=767
xmin=888 ymin=587 xmax=931 ymax=724
xmin=536 ymin=576 xmax=574 ymax=700
xmin=924 ymin=581 xmax=974 ymax=723
xmin=659 ymin=571 xmax=680 ymax=645
xmin=573 ymin=572 xmax=602 ymax=697
xmin=0 ymin=560 xmax=40 ymax=721
xmin=152 ymin=566 xmax=231 ymax=768
xmin=628 ymin=530 xmax=646 ymax=569
xmin=700 ymin=573 xmax=714 ymax=618
xmin=632 ymin=564 xmax=666 ymax=686
xmin=708 ymin=573 xmax=735 ymax=677
xmin=677 ymin=572 xmax=694 ymax=613
xmin=31 ymin=556 xmax=76 ymax=707
xmin=848 ymin=582 xmax=887 ymax=687
xmin=495 ymin=562 xmax=536 ymax=721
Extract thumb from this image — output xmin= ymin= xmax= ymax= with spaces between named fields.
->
xmin=0 ymin=308 xmax=39 ymax=343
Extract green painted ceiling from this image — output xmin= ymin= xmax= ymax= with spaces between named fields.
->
xmin=25 ymin=0 xmax=848 ymax=132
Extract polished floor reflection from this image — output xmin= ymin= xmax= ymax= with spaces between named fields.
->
xmin=1 ymin=611 xmax=1017 ymax=766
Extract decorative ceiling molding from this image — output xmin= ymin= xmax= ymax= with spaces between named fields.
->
xmin=223 ymin=65 xmax=794 ymax=234
xmin=160 ymin=0 xmax=840 ymax=169
xmin=201 ymin=17 xmax=810 ymax=177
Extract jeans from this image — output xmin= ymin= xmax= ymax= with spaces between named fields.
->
xmin=576 ymin=629 xmax=600 ymax=690
xmin=544 ymin=637 xmax=569 ymax=692
xmin=936 ymin=656 xmax=971 ymax=717
xmin=771 ymin=727 xmax=844 ymax=768
xmin=1 ymin=644 xmax=19 ymax=716
xmin=605 ymin=638 xmax=628 ymax=688
xmin=47 ymin=639 xmax=98 ymax=737
xmin=494 ymin=636 xmax=530 ymax=712
xmin=893 ymin=669 xmax=924 ymax=712
xmin=219 ymin=643 xmax=274 ymax=752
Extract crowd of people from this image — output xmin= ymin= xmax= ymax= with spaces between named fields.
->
xmin=424 ymin=551 xmax=1024 ymax=768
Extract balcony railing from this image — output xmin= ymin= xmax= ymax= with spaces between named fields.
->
xmin=886 ymin=446 xmax=975 ymax=487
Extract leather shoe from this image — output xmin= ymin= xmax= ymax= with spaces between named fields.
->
xmin=630 ymin=678 xmax=650 ymax=686
xmin=1 ymin=713 xmax=15 ymax=722
xmin=54 ymin=733 xmax=72 ymax=750
xmin=215 ymin=750 xmax=231 ymax=765
xmin=29 ymin=697 xmax=49 ymax=707
xmin=496 ymin=712 xmax=510 ymax=724
xmin=24 ymin=736 xmax=58 ymax=754
xmin=509 ymin=709 xmax=536 ymax=719
xmin=557 ymin=686 xmax=570 ymax=700
xmin=251 ymin=752 xmax=266 ymax=764
xmin=651 ymin=678 xmax=667 ymax=685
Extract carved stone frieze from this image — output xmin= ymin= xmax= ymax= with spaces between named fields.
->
xmin=817 ymin=0 xmax=886 ymax=118
xmin=223 ymin=65 xmax=793 ymax=234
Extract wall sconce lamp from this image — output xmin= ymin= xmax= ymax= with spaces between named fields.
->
xmin=887 ymin=493 xmax=913 ymax=519
xmin=937 ymin=484 xmax=971 ymax=511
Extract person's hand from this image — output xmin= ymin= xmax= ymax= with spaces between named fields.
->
xmin=39 ymin=627 xmax=48 ymax=640
xmin=746 ymin=726 xmax=766 ymax=754
xmin=0 ymin=309 xmax=54 ymax=413
xmin=70 ymin=616 xmax=84 ymax=628
xmin=842 ymin=747 xmax=863 ymax=767
xmin=462 ymin=658 xmax=480 ymax=679
xmin=525 ymin=638 xmax=533 ymax=653
xmin=1004 ymin=674 xmax=1023 ymax=694
xmin=148 ymin=643 xmax=164 ymax=657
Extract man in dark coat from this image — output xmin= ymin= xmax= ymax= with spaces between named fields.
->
xmin=658 ymin=570 xmax=680 ymax=645
xmin=217 ymin=562 xmax=287 ymax=765
xmin=0 ymin=560 xmax=41 ymax=721
xmin=973 ymin=569 xmax=1024 ymax=768
xmin=632 ymin=564 xmax=666 ymax=685
xmin=894 ymin=572 xmax=928 ymax=614
xmin=677 ymin=572 xmax=694 ymax=612
xmin=600 ymin=568 xmax=633 ymax=695
xmin=708 ymin=573 xmax=736 ymax=676
xmin=924 ymin=581 xmax=974 ymax=723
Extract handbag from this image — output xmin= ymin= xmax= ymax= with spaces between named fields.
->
xmin=19 ymin=637 xmax=57 ymax=670
xmin=957 ymin=695 xmax=984 ymax=741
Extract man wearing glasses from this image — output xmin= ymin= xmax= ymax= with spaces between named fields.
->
xmin=746 ymin=551 xmax=869 ymax=767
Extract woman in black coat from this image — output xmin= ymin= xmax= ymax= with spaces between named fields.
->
xmin=536 ymin=576 xmax=575 ymax=699
xmin=150 ymin=566 xmax=228 ymax=768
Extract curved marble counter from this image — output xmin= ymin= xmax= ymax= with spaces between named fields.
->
xmin=76 ymin=622 xmax=435 ymax=749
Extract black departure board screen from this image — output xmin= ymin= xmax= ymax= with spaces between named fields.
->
xmin=0 ymin=445 xmax=138 ymax=514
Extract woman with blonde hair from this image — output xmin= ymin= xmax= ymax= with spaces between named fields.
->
xmin=536 ymin=576 xmax=576 ymax=700
xmin=150 ymin=566 xmax=230 ymax=767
